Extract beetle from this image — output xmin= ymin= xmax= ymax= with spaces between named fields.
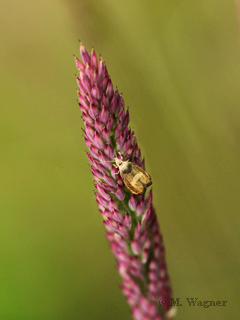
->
xmin=114 ymin=155 xmax=152 ymax=195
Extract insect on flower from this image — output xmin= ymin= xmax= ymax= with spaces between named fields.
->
xmin=114 ymin=154 xmax=152 ymax=195
xmin=75 ymin=44 xmax=172 ymax=318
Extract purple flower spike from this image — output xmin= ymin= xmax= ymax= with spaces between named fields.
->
xmin=112 ymin=209 xmax=123 ymax=223
xmin=142 ymin=248 xmax=150 ymax=264
xmin=80 ymin=42 xmax=90 ymax=65
xmin=103 ymin=220 xmax=115 ymax=233
xmin=122 ymin=212 xmax=132 ymax=229
xmin=136 ymin=200 xmax=145 ymax=216
xmin=142 ymin=208 xmax=151 ymax=225
xmin=102 ymin=127 xmax=111 ymax=144
xmin=104 ymin=143 xmax=114 ymax=160
xmin=108 ymin=198 xmax=118 ymax=212
xmin=116 ymin=185 xmax=125 ymax=201
xmin=96 ymin=184 xmax=111 ymax=201
xmin=118 ymin=223 xmax=129 ymax=239
xmin=75 ymin=56 xmax=85 ymax=73
xmin=129 ymin=194 xmax=137 ymax=211
xmin=90 ymin=48 xmax=98 ymax=69
xmin=104 ymin=174 xmax=117 ymax=188
xmin=106 ymin=116 xmax=114 ymax=131
xmin=75 ymin=44 xmax=172 ymax=319
xmin=131 ymin=239 xmax=141 ymax=255
xmin=145 ymin=189 xmax=153 ymax=209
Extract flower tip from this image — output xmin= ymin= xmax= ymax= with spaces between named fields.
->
xmin=80 ymin=43 xmax=90 ymax=65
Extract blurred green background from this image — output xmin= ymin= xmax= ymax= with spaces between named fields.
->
xmin=1 ymin=1 xmax=240 ymax=319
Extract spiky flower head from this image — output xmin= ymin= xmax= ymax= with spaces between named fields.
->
xmin=75 ymin=43 xmax=173 ymax=320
